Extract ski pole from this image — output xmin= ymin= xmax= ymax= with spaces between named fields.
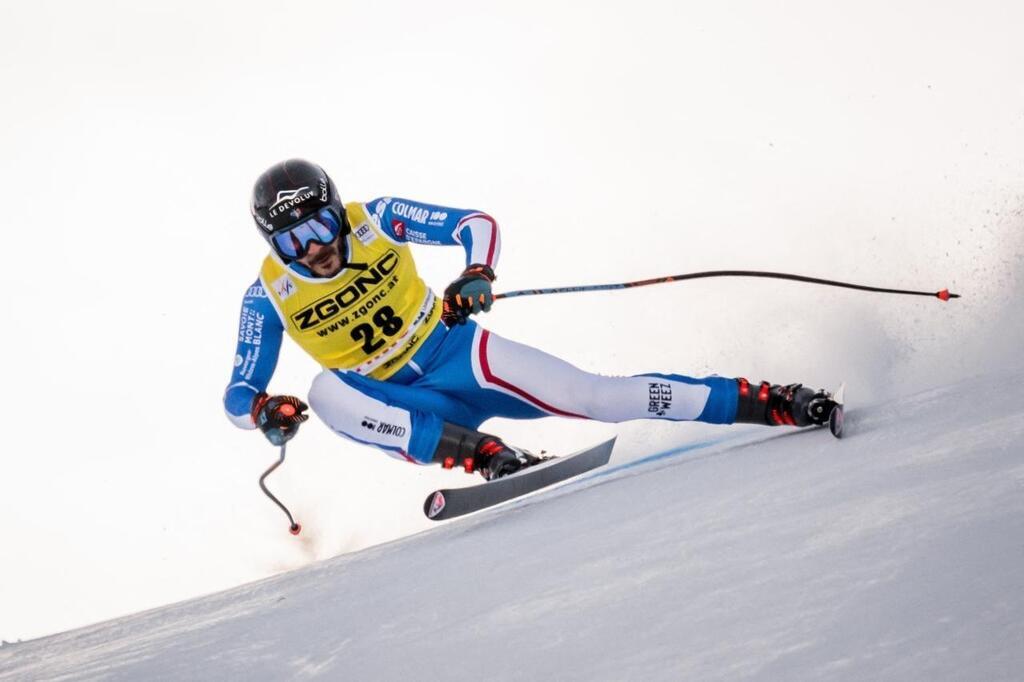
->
xmin=494 ymin=270 xmax=959 ymax=302
xmin=259 ymin=443 xmax=302 ymax=535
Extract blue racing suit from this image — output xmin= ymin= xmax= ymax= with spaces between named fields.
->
xmin=225 ymin=197 xmax=739 ymax=463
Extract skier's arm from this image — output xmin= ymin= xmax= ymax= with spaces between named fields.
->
xmin=223 ymin=280 xmax=285 ymax=429
xmin=366 ymin=197 xmax=501 ymax=270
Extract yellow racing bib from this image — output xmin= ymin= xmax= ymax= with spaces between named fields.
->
xmin=260 ymin=202 xmax=442 ymax=380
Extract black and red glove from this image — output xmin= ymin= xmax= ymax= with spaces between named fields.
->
xmin=251 ymin=393 xmax=309 ymax=446
xmin=442 ymin=264 xmax=495 ymax=326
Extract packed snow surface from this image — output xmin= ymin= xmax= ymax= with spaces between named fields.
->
xmin=2 ymin=371 xmax=1022 ymax=680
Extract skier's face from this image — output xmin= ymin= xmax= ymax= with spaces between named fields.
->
xmin=297 ymin=237 xmax=343 ymax=277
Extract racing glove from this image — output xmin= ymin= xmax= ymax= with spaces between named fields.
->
xmin=442 ymin=264 xmax=495 ymax=326
xmin=251 ymin=393 xmax=309 ymax=446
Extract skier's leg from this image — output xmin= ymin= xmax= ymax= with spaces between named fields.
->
xmin=409 ymin=323 xmax=732 ymax=423
xmin=308 ymin=368 xmax=548 ymax=479
xmin=307 ymin=369 xmax=479 ymax=463
xmin=460 ymin=328 xmax=737 ymax=423
xmin=435 ymin=326 xmax=833 ymax=427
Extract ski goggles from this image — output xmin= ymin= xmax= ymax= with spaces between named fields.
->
xmin=270 ymin=207 xmax=344 ymax=260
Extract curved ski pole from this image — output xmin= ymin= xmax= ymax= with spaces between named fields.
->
xmin=259 ymin=443 xmax=301 ymax=535
xmin=494 ymin=270 xmax=959 ymax=302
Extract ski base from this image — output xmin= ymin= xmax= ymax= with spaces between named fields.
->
xmin=424 ymin=438 xmax=616 ymax=521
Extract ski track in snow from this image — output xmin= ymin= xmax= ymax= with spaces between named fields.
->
xmin=2 ymin=371 xmax=1023 ymax=681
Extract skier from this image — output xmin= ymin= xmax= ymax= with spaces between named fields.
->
xmin=224 ymin=159 xmax=837 ymax=480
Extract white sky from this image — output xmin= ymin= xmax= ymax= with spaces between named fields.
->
xmin=1 ymin=0 xmax=1022 ymax=641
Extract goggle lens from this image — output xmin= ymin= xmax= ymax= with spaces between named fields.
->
xmin=272 ymin=208 xmax=342 ymax=260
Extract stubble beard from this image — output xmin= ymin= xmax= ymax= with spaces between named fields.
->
xmin=307 ymin=241 xmax=343 ymax=278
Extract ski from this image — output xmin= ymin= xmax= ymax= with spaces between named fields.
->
xmin=424 ymin=438 xmax=616 ymax=520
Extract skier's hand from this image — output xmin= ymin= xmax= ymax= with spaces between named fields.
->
xmin=252 ymin=393 xmax=309 ymax=446
xmin=442 ymin=264 xmax=495 ymax=326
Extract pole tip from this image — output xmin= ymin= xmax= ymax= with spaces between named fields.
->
xmin=937 ymin=289 xmax=951 ymax=301
xmin=289 ymin=523 xmax=302 ymax=535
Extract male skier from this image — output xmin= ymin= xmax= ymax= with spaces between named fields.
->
xmin=224 ymin=159 xmax=836 ymax=480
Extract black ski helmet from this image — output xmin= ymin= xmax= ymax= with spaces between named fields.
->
xmin=250 ymin=159 xmax=346 ymax=259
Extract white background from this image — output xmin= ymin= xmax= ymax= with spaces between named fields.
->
xmin=1 ymin=0 xmax=1021 ymax=641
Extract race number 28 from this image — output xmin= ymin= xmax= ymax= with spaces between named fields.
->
xmin=351 ymin=306 xmax=404 ymax=354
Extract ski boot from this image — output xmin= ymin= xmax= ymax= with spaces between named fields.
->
xmin=734 ymin=378 xmax=837 ymax=427
xmin=432 ymin=423 xmax=543 ymax=480
xmin=473 ymin=438 xmax=543 ymax=480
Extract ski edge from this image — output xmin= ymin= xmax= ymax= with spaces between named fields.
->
xmin=828 ymin=381 xmax=846 ymax=438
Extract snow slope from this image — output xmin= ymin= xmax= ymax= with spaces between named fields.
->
xmin=2 ymin=370 xmax=1022 ymax=681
